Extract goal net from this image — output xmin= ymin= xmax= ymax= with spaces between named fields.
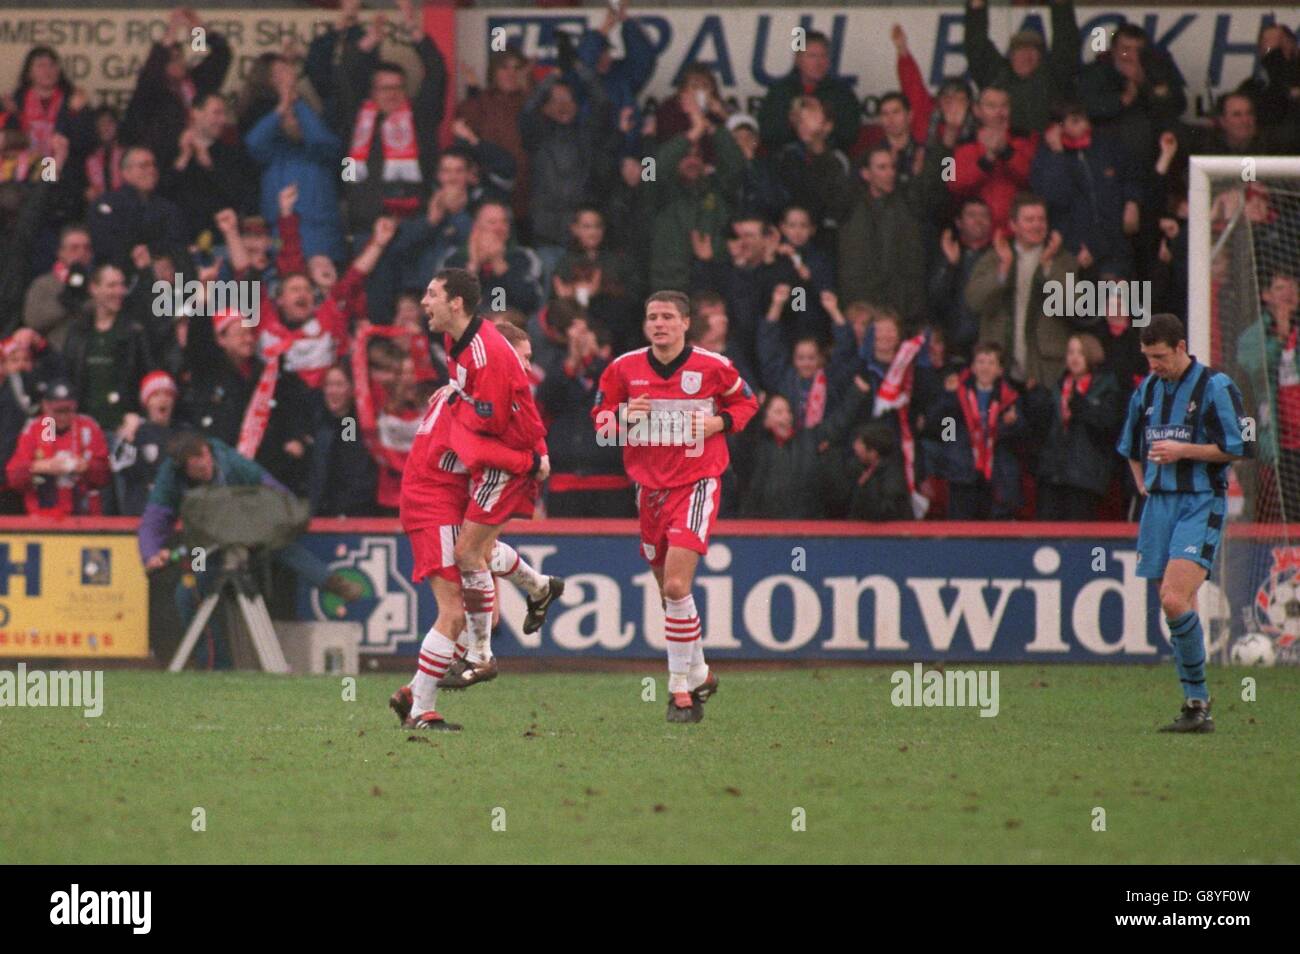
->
xmin=1189 ymin=156 xmax=1300 ymax=666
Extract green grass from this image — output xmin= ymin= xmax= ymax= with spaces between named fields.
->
xmin=2 ymin=665 xmax=1297 ymax=863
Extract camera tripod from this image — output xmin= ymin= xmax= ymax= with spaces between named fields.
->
xmin=167 ymin=545 xmax=290 ymax=673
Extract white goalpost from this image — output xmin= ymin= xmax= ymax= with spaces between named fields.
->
xmin=1187 ymin=155 xmax=1300 ymax=666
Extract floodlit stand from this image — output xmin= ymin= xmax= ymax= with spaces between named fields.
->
xmin=168 ymin=546 xmax=290 ymax=673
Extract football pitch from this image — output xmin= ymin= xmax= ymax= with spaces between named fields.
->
xmin=3 ymin=666 xmax=1297 ymax=864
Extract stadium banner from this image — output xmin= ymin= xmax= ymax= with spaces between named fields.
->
xmin=0 ymin=6 xmax=1292 ymax=120
xmin=295 ymin=521 xmax=1276 ymax=662
xmin=0 ymin=532 xmax=149 ymax=658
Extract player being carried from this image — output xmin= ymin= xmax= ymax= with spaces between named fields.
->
xmin=592 ymin=290 xmax=758 ymax=723
xmin=390 ymin=273 xmax=562 ymax=731
xmin=1116 ymin=313 xmax=1254 ymax=734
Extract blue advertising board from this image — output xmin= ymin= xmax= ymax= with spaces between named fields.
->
xmin=294 ymin=525 xmax=1285 ymax=662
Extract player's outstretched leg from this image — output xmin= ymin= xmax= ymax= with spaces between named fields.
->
xmin=1157 ymin=561 xmax=1214 ymax=734
xmin=492 ymin=541 xmax=564 ymax=634
xmin=439 ymin=583 xmax=501 ymax=690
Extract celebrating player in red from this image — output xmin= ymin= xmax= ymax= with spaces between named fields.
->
xmin=592 ymin=291 xmax=758 ymax=722
xmin=425 ymin=269 xmax=554 ymax=686
xmin=391 ymin=306 xmax=562 ymax=731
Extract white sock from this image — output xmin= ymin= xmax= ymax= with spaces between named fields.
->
xmin=461 ymin=569 xmax=495 ymax=657
xmin=490 ymin=541 xmax=548 ymax=598
xmin=664 ymin=594 xmax=700 ymax=694
xmin=688 ymin=637 xmax=709 ymax=690
xmin=411 ymin=627 xmax=456 ymax=715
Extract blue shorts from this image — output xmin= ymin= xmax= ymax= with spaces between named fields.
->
xmin=1136 ymin=491 xmax=1226 ymax=579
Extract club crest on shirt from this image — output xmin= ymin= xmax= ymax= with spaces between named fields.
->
xmin=680 ymin=371 xmax=702 ymax=395
xmin=642 ymin=542 xmax=656 ymax=561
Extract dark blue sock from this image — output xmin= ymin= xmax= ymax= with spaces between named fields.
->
xmin=1167 ymin=609 xmax=1209 ymax=702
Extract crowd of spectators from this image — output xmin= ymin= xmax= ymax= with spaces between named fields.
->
xmin=2 ymin=0 xmax=1299 ymax=528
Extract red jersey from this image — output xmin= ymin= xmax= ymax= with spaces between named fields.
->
xmin=444 ymin=316 xmax=546 ymax=472
xmin=399 ymin=388 xmax=535 ymax=531
xmin=5 ymin=414 xmax=110 ymax=516
xmin=591 ymin=345 xmax=758 ymax=490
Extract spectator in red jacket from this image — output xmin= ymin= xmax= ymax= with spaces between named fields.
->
xmin=5 ymin=378 xmax=110 ymax=516
xmin=948 ymin=85 xmax=1038 ymax=232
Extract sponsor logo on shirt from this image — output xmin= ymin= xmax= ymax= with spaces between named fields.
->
xmin=1145 ymin=424 xmax=1192 ymax=443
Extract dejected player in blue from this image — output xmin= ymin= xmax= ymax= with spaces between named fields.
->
xmin=1117 ymin=313 xmax=1254 ymax=734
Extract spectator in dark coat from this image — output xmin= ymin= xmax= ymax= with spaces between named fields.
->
xmin=437 ymin=201 xmax=544 ymax=319
xmin=928 ymin=197 xmax=993 ymax=363
xmin=925 ymin=342 xmax=1026 ymax=519
xmin=758 ymin=30 xmax=862 ymax=154
xmin=87 ymin=146 xmax=187 ymax=268
xmin=536 ymin=315 xmax=632 ymax=517
xmin=1036 ymin=333 xmax=1124 ymax=520
xmin=1 ymin=174 xmax=50 ymax=336
xmin=757 ymin=284 xmax=857 ymax=427
xmin=735 ymin=378 xmax=869 ymax=518
xmin=962 ymin=0 xmax=1079 ymax=136
xmin=60 ymin=264 xmax=154 ymax=433
xmin=827 ymin=421 xmax=914 ymax=521
xmin=120 ymin=8 xmax=231 ymax=174
xmin=1236 ymin=24 xmax=1300 ymax=135
xmin=774 ymin=97 xmax=852 ymax=248
xmin=837 ymin=146 xmax=927 ymax=326
xmin=1077 ymin=23 xmax=1186 ymax=187
xmin=519 ymin=63 xmax=610 ymax=258
xmin=181 ymin=310 xmax=314 ymax=496
xmin=729 ymin=113 xmax=789 ymax=223
xmin=161 ymin=92 xmax=259 ymax=243
xmin=1030 ymin=102 xmax=1142 ymax=278
xmin=308 ymin=364 xmax=378 ymax=517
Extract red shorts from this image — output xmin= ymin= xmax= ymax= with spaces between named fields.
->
xmin=466 ymin=467 xmax=537 ymax=526
xmin=637 ymin=477 xmax=721 ymax=566
xmin=408 ymin=525 xmax=462 ymax=585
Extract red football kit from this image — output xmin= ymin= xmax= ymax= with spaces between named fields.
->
xmin=399 ymin=387 xmax=534 ymax=582
xmin=444 ymin=316 xmax=547 ymax=526
xmin=591 ymin=345 xmax=757 ymax=564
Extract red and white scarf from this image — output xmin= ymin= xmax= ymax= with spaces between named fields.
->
xmin=957 ymin=370 xmax=1018 ymax=481
xmin=872 ymin=333 xmax=928 ymax=517
xmin=1059 ymin=372 xmax=1092 ymax=429
xmin=20 ymin=86 xmax=63 ymax=157
xmin=85 ymin=144 xmax=124 ymax=196
xmin=802 ymin=369 xmax=827 ymax=429
xmin=349 ymin=100 xmax=421 ymax=214
xmin=237 ymin=339 xmax=292 ymax=460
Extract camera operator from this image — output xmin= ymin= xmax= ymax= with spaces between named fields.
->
xmin=138 ymin=432 xmax=363 ymax=667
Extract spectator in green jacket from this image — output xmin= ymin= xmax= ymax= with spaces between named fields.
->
xmin=647 ymin=96 xmax=744 ymax=293
xmin=963 ymin=0 xmax=1080 ymax=136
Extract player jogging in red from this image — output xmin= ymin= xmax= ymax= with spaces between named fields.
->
xmin=591 ymin=290 xmax=758 ymax=722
